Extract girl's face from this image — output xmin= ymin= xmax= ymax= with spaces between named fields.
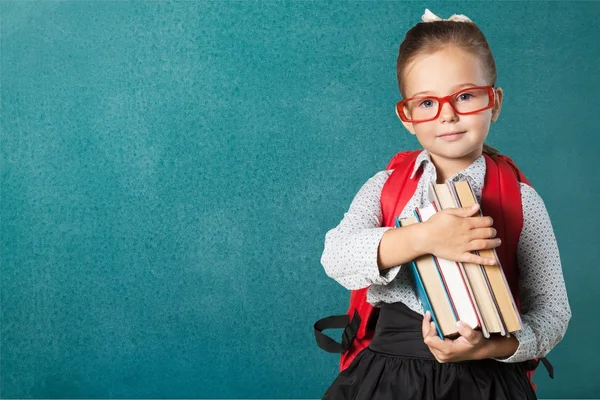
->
xmin=400 ymin=46 xmax=503 ymax=163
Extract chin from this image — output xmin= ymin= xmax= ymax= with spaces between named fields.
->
xmin=429 ymin=145 xmax=482 ymax=160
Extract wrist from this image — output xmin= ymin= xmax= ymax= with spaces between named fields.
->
xmin=479 ymin=335 xmax=519 ymax=360
xmin=414 ymin=221 xmax=432 ymax=256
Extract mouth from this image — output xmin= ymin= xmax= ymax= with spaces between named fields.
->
xmin=439 ymin=131 xmax=465 ymax=137
xmin=438 ymin=131 xmax=466 ymax=141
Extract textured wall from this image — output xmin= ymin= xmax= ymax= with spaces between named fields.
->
xmin=1 ymin=1 xmax=597 ymax=398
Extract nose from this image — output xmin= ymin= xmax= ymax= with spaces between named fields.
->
xmin=439 ymin=101 xmax=459 ymax=123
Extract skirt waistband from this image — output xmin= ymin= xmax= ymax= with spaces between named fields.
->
xmin=368 ymin=302 xmax=436 ymax=360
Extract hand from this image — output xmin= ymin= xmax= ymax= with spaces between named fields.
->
xmin=423 ymin=204 xmax=500 ymax=266
xmin=421 ymin=311 xmax=486 ymax=363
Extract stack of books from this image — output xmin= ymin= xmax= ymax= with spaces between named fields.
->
xmin=398 ymin=180 xmax=522 ymax=339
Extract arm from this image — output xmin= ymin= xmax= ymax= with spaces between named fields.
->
xmin=320 ymin=170 xmax=428 ymax=290
xmin=493 ymin=183 xmax=572 ymax=363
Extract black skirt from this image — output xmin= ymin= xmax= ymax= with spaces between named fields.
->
xmin=322 ymin=302 xmax=537 ymax=400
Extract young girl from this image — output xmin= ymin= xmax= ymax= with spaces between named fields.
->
xmin=320 ymin=9 xmax=571 ymax=400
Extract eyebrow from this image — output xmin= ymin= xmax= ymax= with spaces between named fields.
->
xmin=411 ymin=83 xmax=480 ymax=97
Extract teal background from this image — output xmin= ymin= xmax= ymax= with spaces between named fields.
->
xmin=1 ymin=0 xmax=598 ymax=398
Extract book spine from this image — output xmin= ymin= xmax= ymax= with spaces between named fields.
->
xmin=411 ymin=210 xmax=459 ymax=326
xmin=465 ymin=181 xmax=522 ymax=333
xmin=445 ymin=181 xmax=483 ymax=330
xmin=431 ymin=256 xmax=460 ymax=323
xmin=396 ymin=216 xmax=444 ymax=338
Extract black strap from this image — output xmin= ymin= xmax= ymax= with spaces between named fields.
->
xmin=540 ymin=357 xmax=554 ymax=379
xmin=313 ymin=310 xmax=361 ymax=353
xmin=524 ymin=357 xmax=554 ymax=379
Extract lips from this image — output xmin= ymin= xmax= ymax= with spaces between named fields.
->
xmin=439 ymin=131 xmax=465 ymax=137
xmin=438 ymin=131 xmax=466 ymax=142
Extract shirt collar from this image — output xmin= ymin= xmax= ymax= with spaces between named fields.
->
xmin=410 ymin=149 xmax=433 ymax=180
xmin=409 ymin=149 xmax=486 ymax=198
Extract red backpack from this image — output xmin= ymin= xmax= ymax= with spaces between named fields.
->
xmin=314 ymin=150 xmax=553 ymax=390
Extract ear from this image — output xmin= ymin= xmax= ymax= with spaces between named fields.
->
xmin=395 ymin=104 xmax=417 ymax=135
xmin=491 ymin=87 xmax=504 ymax=123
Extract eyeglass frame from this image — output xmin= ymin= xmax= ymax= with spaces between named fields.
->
xmin=396 ymin=85 xmax=496 ymax=123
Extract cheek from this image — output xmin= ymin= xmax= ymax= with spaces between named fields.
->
xmin=466 ymin=113 xmax=492 ymax=133
xmin=413 ymin=123 xmax=438 ymax=140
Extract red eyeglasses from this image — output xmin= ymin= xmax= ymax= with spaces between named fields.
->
xmin=396 ymin=86 xmax=496 ymax=123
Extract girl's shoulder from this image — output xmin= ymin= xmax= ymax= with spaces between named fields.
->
xmin=518 ymin=182 xmax=551 ymax=217
xmin=362 ymin=169 xmax=393 ymax=190
xmin=350 ymin=170 xmax=395 ymax=201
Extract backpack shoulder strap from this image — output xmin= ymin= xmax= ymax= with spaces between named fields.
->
xmin=380 ymin=150 xmax=422 ymax=226
xmin=496 ymin=154 xmax=531 ymax=186
xmin=385 ymin=150 xmax=416 ymax=170
xmin=482 ymin=154 xmax=524 ymax=305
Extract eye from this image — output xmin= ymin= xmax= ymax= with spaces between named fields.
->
xmin=457 ymin=92 xmax=474 ymax=101
xmin=418 ymin=98 xmax=437 ymax=108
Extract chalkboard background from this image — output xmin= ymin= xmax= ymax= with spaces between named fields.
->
xmin=2 ymin=1 xmax=598 ymax=398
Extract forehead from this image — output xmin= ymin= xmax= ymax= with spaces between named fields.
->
xmin=403 ymin=46 xmax=488 ymax=97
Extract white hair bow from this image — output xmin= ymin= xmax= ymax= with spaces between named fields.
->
xmin=422 ymin=8 xmax=473 ymax=23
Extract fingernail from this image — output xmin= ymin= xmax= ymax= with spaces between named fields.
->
xmin=456 ymin=321 xmax=463 ymax=329
xmin=497 ymin=238 xmax=502 ymax=244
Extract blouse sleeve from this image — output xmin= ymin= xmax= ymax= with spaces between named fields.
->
xmin=495 ymin=183 xmax=571 ymax=363
xmin=320 ymin=170 xmax=403 ymax=290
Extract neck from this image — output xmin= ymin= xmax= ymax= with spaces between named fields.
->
xmin=429 ymin=148 xmax=483 ymax=183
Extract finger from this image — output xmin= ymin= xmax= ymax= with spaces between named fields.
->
xmin=424 ymin=321 xmax=445 ymax=349
xmin=467 ymin=238 xmax=501 ymax=252
xmin=456 ymin=321 xmax=478 ymax=344
xmin=430 ymin=321 xmax=439 ymax=337
xmin=423 ymin=321 xmax=435 ymax=342
xmin=446 ymin=204 xmax=479 ymax=217
xmin=467 ymin=204 xmax=481 ymax=216
xmin=462 ymin=251 xmax=496 ymax=266
xmin=422 ymin=311 xmax=431 ymax=338
xmin=468 ymin=227 xmax=497 ymax=241
xmin=469 ymin=215 xmax=494 ymax=229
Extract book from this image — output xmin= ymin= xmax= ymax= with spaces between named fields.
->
xmin=430 ymin=181 xmax=505 ymax=337
xmin=396 ymin=179 xmax=522 ymax=337
xmin=396 ymin=215 xmax=459 ymax=338
xmin=452 ymin=180 xmax=523 ymax=334
xmin=425 ymin=182 xmax=485 ymax=335
xmin=415 ymin=200 xmax=482 ymax=334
